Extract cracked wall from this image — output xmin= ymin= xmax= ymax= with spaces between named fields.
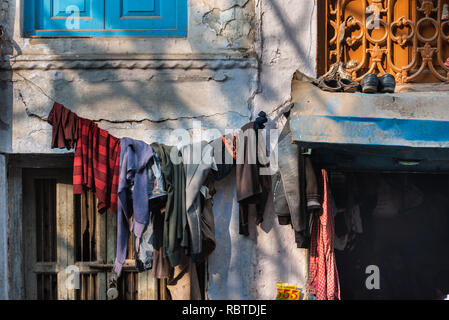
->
xmin=1 ymin=0 xmax=319 ymax=300
xmin=253 ymin=0 xmax=317 ymax=116
xmin=5 ymin=0 xmax=256 ymax=56
xmin=249 ymin=0 xmax=318 ymax=300
xmin=10 ymin=67 xmax=255 ymax=153
xmin=1 ymin=0 xmax=258 ymax=154
xmin=202 ymin=0 xmax=255 ymax=48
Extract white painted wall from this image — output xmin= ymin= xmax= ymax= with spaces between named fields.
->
xmin=0 ymin=0 xmax=319 ymax=300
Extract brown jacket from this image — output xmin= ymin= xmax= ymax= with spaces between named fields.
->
xmin=235 ymin=122 xmax=271 ymax=236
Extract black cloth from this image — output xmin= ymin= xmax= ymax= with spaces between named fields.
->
xmin=236 ymin=122 xmax=271 ymax=236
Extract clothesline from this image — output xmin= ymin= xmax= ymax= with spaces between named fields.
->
xmin=45 ymin=101 xmax=341 ymax=300
xmin=46 ymin=101 xmax=271 ymax=272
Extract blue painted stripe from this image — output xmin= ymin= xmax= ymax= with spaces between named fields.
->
xmin=291 ymin=115 xmax=449 ymax=148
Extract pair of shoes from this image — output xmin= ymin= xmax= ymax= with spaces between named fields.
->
xmin=316 ymin=78 xmax=361 ymax=93
xmin=361 ymin=73 xmax=396 ymax=93
xmin=340 ymin=78 xmax=361 ymax=92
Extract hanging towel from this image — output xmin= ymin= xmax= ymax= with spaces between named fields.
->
xmin=308 ymin=169 xmax=341 ymax=300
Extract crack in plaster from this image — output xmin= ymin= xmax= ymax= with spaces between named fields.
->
xmin=24 ymin=107 xmax=249 ymax=125
xmin=94 ymin=110 xmax=249 ymax=124
xmin=16 ymin=68 xmax=250 ymax=125
xmin=15 ymin=72 xmax=57 ymax=103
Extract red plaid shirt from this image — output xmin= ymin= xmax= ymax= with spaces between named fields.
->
xmin=48 ymin=103 xmax=120 ymax=213
xmin=73 ymin=117 xmax=120 ymax=213
xmin=308 ymin=169 xmax=341 ymax=300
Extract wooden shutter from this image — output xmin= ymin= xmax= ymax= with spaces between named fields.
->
xmin=104 ymin=0 xmax=187 ymax=36
xmin=22 ymin=168 xmax=161 ymax=300
xmin=24 ymin=0 xmax=105 ymax=36
xmin=22 ymin=169 xmax=74 ymax=300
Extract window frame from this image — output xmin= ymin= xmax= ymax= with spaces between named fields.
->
xmin=23 ymin=0 xmax=188 ymax=38
xmin=317 ymin=0 xmax=449 ymax=84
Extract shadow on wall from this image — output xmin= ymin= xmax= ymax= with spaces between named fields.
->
xmin=13 ymin=2 xmax=259 ymax=140
xmin=8 ymin=0 xmax=323 ymax=299
xmin=0 ymin=2 xmax=16 ymax=152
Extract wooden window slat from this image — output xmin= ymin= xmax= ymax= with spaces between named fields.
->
xmin=35 ymin=181 xmax=42 ymax=263
xmin=34 ymin=179 xmax=57 ymax=263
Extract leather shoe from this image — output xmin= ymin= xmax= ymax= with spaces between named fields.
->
xmin=361 ymin=73 xmax=379 ymax=93
xmin=378 ymin=73 xmax=396 ymax=93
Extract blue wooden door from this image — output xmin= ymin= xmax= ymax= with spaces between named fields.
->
xmin=24 ymin=0 xmax=187 ymax=37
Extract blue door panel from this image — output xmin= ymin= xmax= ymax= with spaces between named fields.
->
xmin=124 ymin=0 xmax=155 ymax=14
xmin=53 ymin=0 xmax=86 ymax=16
xmin=35 ymin=0 xmax=104 ymax=31
xmin=105 ymin=0 xmax=185 ymax=32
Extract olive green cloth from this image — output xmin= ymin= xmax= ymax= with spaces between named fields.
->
xmin=150 ymin=143 xmax=189 ymax=267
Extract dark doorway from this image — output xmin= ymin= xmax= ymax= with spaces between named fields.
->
xmin=332 ymin=172 xmax=449 ymax=299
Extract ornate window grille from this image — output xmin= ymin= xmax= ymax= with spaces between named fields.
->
xmin=320 ymin=0 xmax=449 ymax=83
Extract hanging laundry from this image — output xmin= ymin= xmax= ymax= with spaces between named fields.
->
xmin=47 ymin=102 xmax=121 ymax=213
xmin=235 ymin=122 xmax=272 ymax=236
xmin=147 ymin=152 xmax=168 ymax=200
xmin=181 ymin=141 xmax=217 ymax=262
xmin=75 ymin=118 xmax=121 ymax=213
xmin=199 ymin=180 xmax=216 ymax=261
xmin=253 ymin=111 xmax=268 ymax=130
xmin=150 ymin=203 xmax=171 ymax=279
xmin=209 ymin=133 xmax=236 ymax=181
xmin=47 ymin=102 xmax=78 ymax=149
xmin=166 ymin=250 xmax=202 ymax=300
xmin=165 ymin=143 xmax=220 ymax=300
xmin=134 ymin=152 xmax=169 ymax=273
xmin=235 ymin=120 xmax=271 ymax=236
xmin=151 ymin=143 xmax=189 ymax=268
xmin=271 ymin=116 xmax=321 ymax=248
xmin=308 ymin=169 xmax=341 ymax=300
xmin=114 ymin=137 xmax=154 ymax=276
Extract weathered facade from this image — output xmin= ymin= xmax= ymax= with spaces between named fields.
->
xmin=0 ymin=0 xmax=317 ymax=299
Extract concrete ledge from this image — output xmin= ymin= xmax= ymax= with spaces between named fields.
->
xmin=290 ymin=80 xmax=449 ymax=149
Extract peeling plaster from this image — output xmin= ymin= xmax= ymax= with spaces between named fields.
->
xmin=202 ymin=0 xmax=255 ymax=47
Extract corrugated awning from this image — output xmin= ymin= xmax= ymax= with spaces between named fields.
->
xmin=289 ymin=79 xmax=449 ymax=172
